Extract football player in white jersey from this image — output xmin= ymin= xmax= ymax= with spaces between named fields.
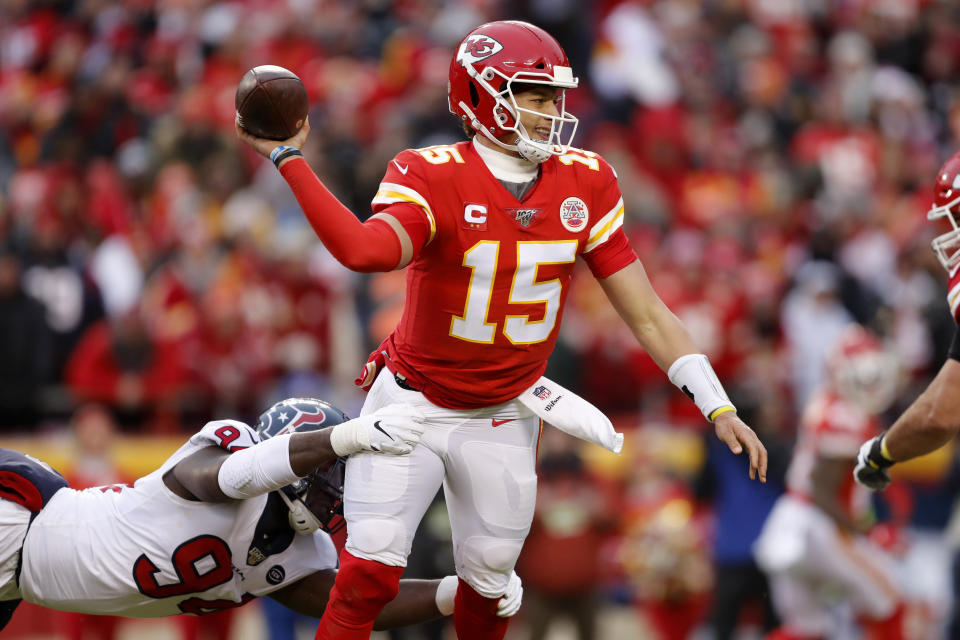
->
xmin=0 ymin=398 xmax=522 ymax=630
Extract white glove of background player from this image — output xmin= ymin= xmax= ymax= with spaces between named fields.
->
xmin=329 ymin=404 xmax=424 ymax=456
xmin=497 ymin=571 xmax=524 ymax=617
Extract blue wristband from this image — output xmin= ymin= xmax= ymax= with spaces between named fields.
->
xmin=270 ymin=145 xmax=302 ymax=168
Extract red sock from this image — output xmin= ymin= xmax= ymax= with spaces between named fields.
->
xmin=453 ymin=578 xmax=510 ymax=640
xmin=314 ymin=550 xmax=404 ymax=640
xmin=861 ymin=604 xmax=906 ymax=640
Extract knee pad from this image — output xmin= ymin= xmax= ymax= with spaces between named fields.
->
xmin=456 ymin=535 xmax=523 ymax=598
xmin=344 ymin=517 xmax=408 ymax=566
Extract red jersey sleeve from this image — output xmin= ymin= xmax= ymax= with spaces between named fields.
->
xmin=580 ymin=154 xmax=637 ymax=279
xmin=810 ymin=396 xmax=877 ymax=459
xmin=371 ymin=150 xmax=437 ymax=247
xmin=280 ymin=158 xmax=401 ymax=272
xmin=948 ymin=263 xmax=960 ymax=323
xmin=377 ymin=203 xmax=432 ymax=257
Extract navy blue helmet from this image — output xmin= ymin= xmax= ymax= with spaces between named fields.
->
xmin=256 ymin=398 xmax=348 ymax=535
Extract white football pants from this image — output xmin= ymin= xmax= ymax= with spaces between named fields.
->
xmin=343 ymin=369 xmax=540 ymax=598
xmin=754 ymin=495 xmax=901 ymax=636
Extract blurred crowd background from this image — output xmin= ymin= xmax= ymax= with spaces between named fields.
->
xmin=3 ymin=0 xmax=960 ymax=638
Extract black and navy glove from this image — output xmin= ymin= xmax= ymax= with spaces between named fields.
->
xmin=854 ymin=434 xmax=895 ymax=491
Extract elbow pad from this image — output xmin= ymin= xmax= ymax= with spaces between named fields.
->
xmin=667 ymin=353 xmax=736 ymax=422
xmin=217 ymin=434 xmax=301 ymax=499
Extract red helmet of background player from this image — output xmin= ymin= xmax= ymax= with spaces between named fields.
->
xmin=928 ymin=150 xmax=960 ymax=272
xmin=448 ymin=20 xmax=579 ymax=163
xmin=826 ymin=325 xmax=899 ymax=415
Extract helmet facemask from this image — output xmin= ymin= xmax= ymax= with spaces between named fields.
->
xmin=457 ymin=63 xmax=578 ymax=163
xmin=928 ymin=193 xmax=960 ymax=272
xmin=254 ymin=397 xmax=349 ymax=536
xmin=278 ymin=457 xmax=345 ymax=536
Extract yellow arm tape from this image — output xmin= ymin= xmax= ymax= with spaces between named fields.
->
xmin=708 ymin=406 xmax=736 ymax=422
xmin=880 ymin=435 xmax=894 ymax=462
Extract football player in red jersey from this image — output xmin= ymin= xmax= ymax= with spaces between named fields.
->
xmin=855 ymin=150 xmax=960 ymax=490
xmin=238 ymin=20 xmax=767 ymax=640
xmin=756 ymin=326 xmax=907 ymax=640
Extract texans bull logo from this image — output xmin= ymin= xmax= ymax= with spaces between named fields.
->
xmin=274 ymin=405 xmax=328 ymax=436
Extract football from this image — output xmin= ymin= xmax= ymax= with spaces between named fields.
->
xmin=235 ymin=65 xmax=309 ymax=141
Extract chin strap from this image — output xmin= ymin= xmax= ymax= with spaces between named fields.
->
xmin=477 ymin=124 xmax=552 ymax=164
xmin=515 ymin=136 xmax=552 ymax=163
xmin=463 ymin=101 xmax=553 ymax=164
xmin=278 ymin=488 xmax=323 ymax=535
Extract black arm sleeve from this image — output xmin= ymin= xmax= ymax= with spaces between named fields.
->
xmin=950 ymin=325 xmax=960 ymax=362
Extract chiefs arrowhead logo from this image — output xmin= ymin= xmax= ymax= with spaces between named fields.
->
xmin=457 ymin=35 xmax=504 ymax=67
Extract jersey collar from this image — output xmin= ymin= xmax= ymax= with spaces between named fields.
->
xmin=472 ymin=137 xmax=539 ymax=183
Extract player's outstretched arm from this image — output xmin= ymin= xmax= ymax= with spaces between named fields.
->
xmin=598 ymin=260 xmax=768 ymax=482
xmin=235 ymin=116 xmax=406 ymax=272
xmin=883 ymin=357 xmax=960 ymax=462
xmin=268 ymin=571 xmax=523 ymax=628
xmin=166 ymin=406 xmax=425 ymax=502
xmin=855 ymin=355 xmax=960 ymax=490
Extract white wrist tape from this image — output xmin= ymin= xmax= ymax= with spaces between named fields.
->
xmin=329 ymin=419 xmax=370 ymax=456
xmin=667 ymin=353 xmax=735 ymax=422
xmin=435 ymin=575 xmax=459 ymax=616
xmin=217 ymin=434 xmax=301 ymax=499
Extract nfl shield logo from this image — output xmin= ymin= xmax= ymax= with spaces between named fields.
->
xmin=533 ymin=386 xmax=551 ymax=400
xmin=559 ymin=197 xmax=588 ymax=232
xmin=512 ymin=208 xmax=540 ymax=227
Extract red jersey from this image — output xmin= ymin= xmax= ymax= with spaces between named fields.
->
xmin=371 ymin=141 xmax=637 ymax=408
xmin=948 ymin=263 xmax=960 ymax=323
xmin=787 ymin=390 xmax=881 ymax=521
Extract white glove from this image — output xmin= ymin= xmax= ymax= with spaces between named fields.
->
xmin=329 ymin=404 xmax=424 ymax=456
xmin=853 ymin=434 xmax=894 ymax=491
xmin=497 ymin=571 xmax=523 ymax=618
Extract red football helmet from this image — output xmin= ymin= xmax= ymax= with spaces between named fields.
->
xmin=448 ymin=20 xmax=579 ymax=163
xmin=826 ymin=325 xmax=899 ymax=415
xmin=928 ymin=150 xmax=960 ymax=273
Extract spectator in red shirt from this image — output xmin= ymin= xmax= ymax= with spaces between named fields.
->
xmin=65 ymin=306 xmax=189 ymax=431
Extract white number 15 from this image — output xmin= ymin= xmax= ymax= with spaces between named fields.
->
xmin=450 ymin=240 xmax=577 ymax=345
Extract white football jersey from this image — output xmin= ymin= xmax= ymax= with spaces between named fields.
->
xmin=18 ymin=420 xmax=338 ymax=617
